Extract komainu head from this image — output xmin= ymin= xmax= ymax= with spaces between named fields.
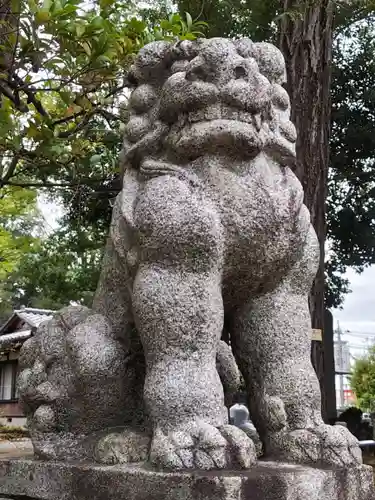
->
xmin=123 ymin=38 xmax=296 ymax=171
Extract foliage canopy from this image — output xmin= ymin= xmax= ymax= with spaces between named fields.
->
xmin=0 ymin=0 xmax=207 ymax=316
xmin=351 ymin=347 xmax=375 ymax=412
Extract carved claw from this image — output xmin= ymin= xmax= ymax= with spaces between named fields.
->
xmin=149 ymin=421 xmax=257 ymax=470
xmin=268 ymin=424 xmax=362 ymax=467
xmin=94 ymin=428 xmax=151 ymax=465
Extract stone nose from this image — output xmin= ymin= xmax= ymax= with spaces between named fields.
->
xmin=185 ymin=54 xmax=260 ymax=85
xmin=185 ymin=55 xmax=210 ymax=82
xmin=233 ymin=65 xmax=247 ymax=79
xmin=231 ymin=57 xmax=260 ymax=81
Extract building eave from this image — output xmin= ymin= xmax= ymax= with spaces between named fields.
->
xmin=0 ymin=330 xmax=32 ymax=351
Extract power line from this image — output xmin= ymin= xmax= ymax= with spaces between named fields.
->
xmin=336 ymin=322 xmax=345 ymax=408
xmin=344 ymin=344 xmax=374 ymax=349
xmin=341 ymin=331 xmax=375 ymax=337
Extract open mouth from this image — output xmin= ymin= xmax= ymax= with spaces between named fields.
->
xmin=169 ymin=118 xmax=262 ymax=158
xmin=166 ymin=103 xmax=262 ymax=129
xmin=164 ymin=104 xmax=261 ymax=158
xmin=164 ymin=103 xmax=295 ymax=163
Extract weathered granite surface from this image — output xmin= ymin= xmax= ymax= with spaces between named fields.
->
xmin=17 ymin=36 xmax=364 ymax=474
xmin=0 ymin=458 xmax=373 ymax=500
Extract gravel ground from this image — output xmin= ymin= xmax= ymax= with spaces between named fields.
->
xmin=0 ymin=439 xmax=33 ymax=458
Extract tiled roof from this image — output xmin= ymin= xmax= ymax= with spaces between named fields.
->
xmin=0 ymin=330 xmax=32 ymax=348
xmin=14 ymin=308 xmax=54 ymax=328
xmin=0 ymin=308 xmax=55 ymax=350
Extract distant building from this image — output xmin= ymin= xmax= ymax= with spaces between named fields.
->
xmin=334 ymin=339 xmax=354 ymax=409
xmin=334 ymin=340 xmax=351 ymax=374
xmin=0 ymin=308 xmax=53 ymax=427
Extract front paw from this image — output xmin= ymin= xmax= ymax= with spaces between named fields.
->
xmin=150 ymin=421 xmax=257 ymax=470
xmin=268 ymin=424 xmax=362 ymax=467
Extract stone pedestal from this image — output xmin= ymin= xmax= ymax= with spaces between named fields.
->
xmin=0 ymin=458 xmax=373 ymax=500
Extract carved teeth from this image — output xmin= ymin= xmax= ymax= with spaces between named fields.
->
xmin=183 ymin=105 xmax=261 ymax=126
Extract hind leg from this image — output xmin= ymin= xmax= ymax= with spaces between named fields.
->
xmin=132 ymin=175 xmax=256 ymax=470
xmin=231 ymin=226 xmax=362 ymax=466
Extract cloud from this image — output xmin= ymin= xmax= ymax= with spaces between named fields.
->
xmin=333 ymin=266 xmax=375 ymax=335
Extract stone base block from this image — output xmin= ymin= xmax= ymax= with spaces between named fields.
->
xmin=0 ymin=458 xmax=373 ymax=500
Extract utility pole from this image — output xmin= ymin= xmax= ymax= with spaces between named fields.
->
xmin=336 ymin=322 xmax=345 ymax=408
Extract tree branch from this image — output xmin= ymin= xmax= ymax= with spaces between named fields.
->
xmin=6 ymin=179 xmax=118 ymax=190
xmin=8 ymin=0 xmax=20 ymax=81
xmin=57 ymin=110 xmax=96 ymax=138
xmin=98 ymin=109 xmax=121 ymax=123
xmin=0 ymin=81 xmax=28 ymax=111
xmin=0 ymin=154 xmax=19 ymax=187
xmin=52 ymin=109 xmax=86 ymax=126
xmin=8 ymin=74 xmax=48 ymax=116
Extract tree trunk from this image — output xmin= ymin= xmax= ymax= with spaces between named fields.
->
xmin=0 ymin=0 xmax=15 ymax=70
xmin=278 ymin=0 xmax=334 ymax=420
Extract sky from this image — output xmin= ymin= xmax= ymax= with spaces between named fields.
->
xmin=37 ymin=195 xmax=64 ymax=234
xmin=333 ymin=266 xmax=375 ymax=358
xmin=333 ymin=267 xmax=375 ymax=405
xmin=334 ymin=266 xmax=375 ymax=334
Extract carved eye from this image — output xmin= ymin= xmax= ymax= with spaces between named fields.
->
xmin=127 ymin=70 xmax=138 ymax=86
xmin=185 ymin=65 xmax=207 ymax=82
xmin=234 ymin=66 xmax=246 ymax=79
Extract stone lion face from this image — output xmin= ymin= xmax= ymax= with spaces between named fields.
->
xmin=124 ymin=38 xmax=296 ymax=168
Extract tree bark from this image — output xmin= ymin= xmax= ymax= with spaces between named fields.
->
xmin=0 ymin=0 xmax=15 ymax=70
xmin=278 ymin=0 xmax=334 ymax=421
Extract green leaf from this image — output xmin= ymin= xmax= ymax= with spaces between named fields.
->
xmin=185 ymin=12 xmax=193 ymax=31
xmin=59 ymin=91 xmax=72 ymax=105
xmin=42 ymin=0 xmax=53 ymax=11
xmin=27 ymin=0 xmax=38 ymax=13
xmin=171 ymin=24 xmax=182 ymax=35
xmin=170 ymin=13 xmax=181 ymax=24
xmin=193 ymin=21 xmax=208 ymax=27
xmin=96 ymin=54 xmax=112 ymax=64
xmin=90 ymin=154 xmax=102 ymax=165
xmin=20 ymin=39 xmax=34 ymax=53
xmin=75 ymin=23 xmax=86 ymax=37
xmin=10 ymin=0 xmax=19 ymax=12
xmin=58 ymin=3 xmax=77 ymax=15
xmin=91 ymin=16 xmax=105 ymax=30
xmin=26 ymin=123 xmax=40 ymax=138
xmin=180 ymin=32 xmax=196 ymax=41
xmin=127 ymin=18 xmax=147 ymax=33
xmin=99 ymin=0 xmax=115 ymax=8
xmin=35 ymin=9 xmax=51 ymax=24
xmin=52 ymin=0 xmax=63 ymax=13
xmin=81 ymin=41 xmax=91 ymax=55
xmin=160 ymin=19 xmax=172 ymax=30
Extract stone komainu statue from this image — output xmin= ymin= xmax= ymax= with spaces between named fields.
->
xmin=17 ymin=38 xmax=361 ymax=470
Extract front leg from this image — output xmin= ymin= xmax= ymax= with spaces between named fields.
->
xmin=132 ymin=175 xmax=256 ymax=470
xmin=231 ymin=225 xmax=362 ymax=467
